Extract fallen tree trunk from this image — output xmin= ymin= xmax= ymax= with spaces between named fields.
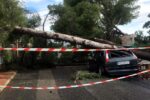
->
xmin=13 ymin=27 xmax=117 ymax=49
xmin=93 ymin=38 xmax=115 ymax=45
xmin=11 ymin=27 xmax=150 ymax=61
xmin=90 ymin=38 xmax=150 ymax=61
xmin=132 ymin=50 xmax=150 ymax=61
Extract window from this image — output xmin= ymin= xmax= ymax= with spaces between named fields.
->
xmin=109 ymin=50 xmax=133 ymax=59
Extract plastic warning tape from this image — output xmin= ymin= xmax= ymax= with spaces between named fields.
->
xmin=0 ymin=46 xmax=150 ymax=52
xmin=0 ymin=70 xmax=149 ymax=90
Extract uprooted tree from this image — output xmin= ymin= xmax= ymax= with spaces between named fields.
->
xmin=12 ymin=27 xmax=150 ymax=61
xmin=13 ymin=27 xmax=117 ymax=49
xmin=10 ymin=27 xmax=116 ymax=67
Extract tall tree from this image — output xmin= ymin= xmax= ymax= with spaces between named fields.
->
xmin=0 ymin=0 xmax=27 ymax=44
xmin=8 ymin=11 xmax=42 ymax=46
xmin=48 ymin=1 xmax=101 ymax=39
xmin=143 ymin=14 xmax=150 ymax=46
xmin=26 ymin=13 xmax=41 ymax=29
xmin=135 ymin=31 xmax=150 ymax=46
xmin=48 ymin=0 xmax=139 ymax=41
xmin=21 ymin=12 xmax=42 ymax=45
xmin=143 ymin=13 xmax=150 ymax=36
xmin=95 ymin=0 xmax=139 ymax=40
xmin=21 ymin=12 xmax=47 ymax=48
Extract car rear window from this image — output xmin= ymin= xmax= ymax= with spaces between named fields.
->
xmin=109 ymin=50 xmax=133 ymax=59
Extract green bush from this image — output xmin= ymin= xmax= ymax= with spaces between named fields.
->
xmin=22 ymin=52 xmax=34 ymax=67
xmin=73 ymin=71 xmax=101 ymax=80
xmin=3 ymin=51 xmax=13 ymax=64
xmin=40 ymin=52 xmax=58 ymax=65
xmin=58 ymin=52 xmax=73 ymax=65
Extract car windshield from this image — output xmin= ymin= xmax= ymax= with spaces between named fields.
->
xmin=109 ymin=50 xmax=133 ymax=59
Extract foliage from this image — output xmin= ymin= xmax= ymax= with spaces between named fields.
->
xmin=18 ymin=13 xmax=42 ymax=46
xmin=58 ymin=52 xmax=74 ymax=65
xmin=26 ymin=14 xmax=46 ymax=48
xmin=73 ymin=71 xmax=101 ymax=80
xmin=13 ymin=12 xmax=44 ymax=68
xmin=143 ymin=13 xmax=150 ymax=35
xmin=48 ymin=1 xmax=101 ymax=39
xmin=26 ymin=14 xmax=41 ymax=28
xmin=22 ymin=52 xmax=33 ymax=67
xmin=0 ymin=0 xmax=27 ymax=44
xmin=3 ymin=51 xmax=14 ymax=64
xmin=135 ymin=31 xmax=150 ymax=46
xmin=48 ymin=0 xmax=139 ymax=40
xmin=95 ymin=0 xmax=139 ymax=40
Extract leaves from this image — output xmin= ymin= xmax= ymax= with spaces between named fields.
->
xmin=49 ymin=1 xmax=101 ymax=39
xmin=143 ymin=14 xmax=150 ymax=35
xmin=97 ymin=0 xmax=139 ymax=40
xmin=135 ymin=31 xmax=150 ymax=46
xmin=0 ymin=0 xmax=27 ymax=44
xmin=143 ymin=21 xmax=150 ymax=29
xmin=0 ymin=0 xmax=26 ymax=28
xmin=27 ymin=14 xmax=41 ymax=28
xmin=48 ymin=0 xmax=139 ymax=41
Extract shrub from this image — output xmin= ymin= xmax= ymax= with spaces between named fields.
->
xmin=73 ymin=71 xmax=101 ymax=80
xmin=3 ymin=51 xmax=13 ymax=64
xmin=58 ymin=52 xmax=73 ymax=65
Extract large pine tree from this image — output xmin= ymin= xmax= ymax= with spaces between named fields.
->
xmin=0 ymin=0 xmax=27 ymax=44
xmin=96 ymin=0 xmax=139 ymax=40
xmin=48 ymin=0 xmax=139 ymax=40
xmin=48 ymin=0 xmax=101 ymax=39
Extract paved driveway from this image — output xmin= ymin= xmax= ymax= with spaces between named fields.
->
xmin=0 ymin=66 xmax=150 ymax=100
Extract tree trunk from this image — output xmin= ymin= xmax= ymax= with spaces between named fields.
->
xmin=12 ymin=27 xmax=150 ymax=61
xmin=43 ymin=13 xmax=49 ymax=31
xmin=12 ymin=27 xmax=117 ymax=49
xmin=92 ymin=38 xmax=115 ymax=45
xmin=132 ymin=50 xmax=150 ymax=61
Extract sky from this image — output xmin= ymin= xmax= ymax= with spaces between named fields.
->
xmin=20 ymin=0 xmax=150 ymax=35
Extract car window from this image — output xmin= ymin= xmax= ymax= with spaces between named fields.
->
xmin=109 ymin=50 xmax=133 ymax=59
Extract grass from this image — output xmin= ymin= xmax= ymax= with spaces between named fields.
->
xmin=73 ymin=71 xmax=101 ymax=80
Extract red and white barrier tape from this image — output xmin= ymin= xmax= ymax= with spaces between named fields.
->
xmin=0 ymin=46 xmax=150 ymax=52
xmin=0 ymin=70 xmax=149 ymax=90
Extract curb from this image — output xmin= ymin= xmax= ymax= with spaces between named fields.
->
xmin=0 ymin=71 xmax=16 ymax=92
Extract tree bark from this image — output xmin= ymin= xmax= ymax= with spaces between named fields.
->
xmin=132 ymin=50 xmax=150 ymax=61
xmin=43 ymin=13 xmax=49 ymax=31
xmin=12 ymin=27 xmax=117 ymax=49
xmin=92 ymin=37 xmax=115 ymax=45
xmin=11 ymin=27 xmax=150 ymax=61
